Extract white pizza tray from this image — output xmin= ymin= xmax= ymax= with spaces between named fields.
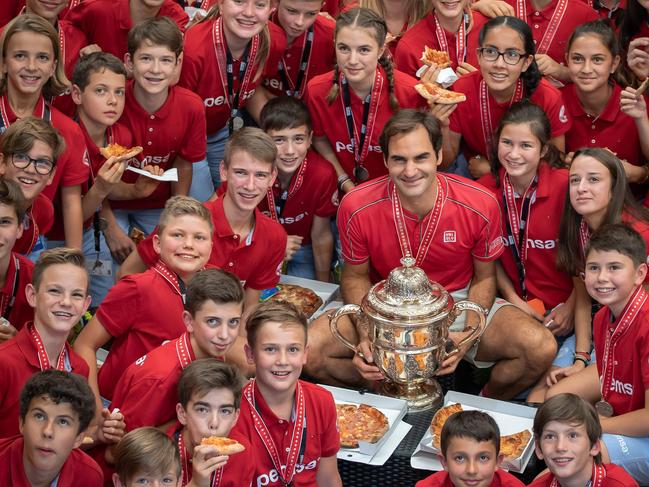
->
xmin=321 ymin=385 xmax=412 ymax=465
xmin=278 ymin=275 xmax=340 ymax=320
xmin=411 ymin=391 xmax=536 ymax=473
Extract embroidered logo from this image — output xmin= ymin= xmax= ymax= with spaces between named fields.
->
xmin=443 ymin=231 xmax=456 ymax=243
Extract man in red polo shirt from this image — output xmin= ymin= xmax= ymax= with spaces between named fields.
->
xmin=305 ymin=110 xmax=557 ymax=400
xmin=65 ymin=0 xmax=188 ymax=60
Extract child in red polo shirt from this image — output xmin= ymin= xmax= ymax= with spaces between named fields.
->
xmin=265 ymin=0 xmax=335 ymax=100
xmin=305 ymin=7 xmax=426 ymax=192
xmin=0 ymin=117 xmax=61 ymax=257
xmin=416 ymin=411 xmax=524 ymax=487
xmin=547 ymin=224 xmax=649 ymax=485
xmin=110 ymin=269 xmax=244 ymax=432
xmin=115 ymin=17 xmax=206 ymax=237
xmin=113 ymin=428 xmax=182 ymax=487
xmin=168 ymin=359 xmax=254 ymax=487
xmin=231 ymin=301 xmax=342 ymax=486
xmin=530 ymin=393 xmax=638 ymax=487
xmin=0 ymin=248 xmax=95 ymax=438
xmin=0 ymin=180 xmax=35 ymax=343
xmin=66 ymin=0 xmax=188 ymax=60
xmin=0 ymin=370 xmax=103 ymax=487
xmin=73 ymin=196 xmax=213 ymax=403
xmin=0 ymin=15 xmax=90 ymax=249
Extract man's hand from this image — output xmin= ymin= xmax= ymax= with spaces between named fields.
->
xmin=352 ymin=337 xmax=385 ymax=382
xmin=285 ymin=235 xmax=303 ymax=262
xmin=104 ymin=222 xmax=135 ymax=264
xmin=436 ymin=330 xmax=476 ymax=376
xmin=468 ymin=155 xmax=490 ymax=179
xmin=544 ymin=302 xmax=574 ymax=336
xmin=0 ymin=321 xmax=17 ymax=342
xmin=547 ymin=361 xmax=585 ymax=386
xmin=97 ymin=408 xmax=125 ymax=444
xmin=133 ymin=164 xmax=164 ymax=198
xmin=189 ymin=444 xmax=228 ymax=487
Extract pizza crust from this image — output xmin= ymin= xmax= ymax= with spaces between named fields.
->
xmin=420 ymin=46 xmax=452 ymax=69
xmin=336 ymin=403 xmax=389 ymax=449
xmin=415 ymin=82 xmax=466 ymax=105
xmin=200 ymin=436 xmax=246 ymax=455
xmin=99 ymin=143 xmax=144 ymax=162
xmin=499 ymin=429 xmax=532 ymax=459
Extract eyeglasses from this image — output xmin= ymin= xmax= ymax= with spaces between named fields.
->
xmin=11 ymin=153 xmax=55 ymax=175
xmin=477 ymin=47 xmax=525 ymax=65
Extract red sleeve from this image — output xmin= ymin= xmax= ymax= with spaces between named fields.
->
xmin=136 ymin=233 xmax=158 ymax=268
xmin=263 ymin=22 xmax=288 ymax=78
xmin=470 ymin=190 xmax=505 ymax=262
xmin=526 ymin=472 xmax=552 ymax=487
xmin=178 ymin=25 xmax=203 ymax=92
xmin=177 ymin=92 xmax=207 ymax=163
xmin=640 ymin=325 xmax=649 ymax=390
xmin=95 ymin=277 xmax=139 ymax=338
xmin=319 ymin=389 xmax=340 ymax=458
xmin=414 ymin=472 xmax=447 ymax=487
xmin=337 ymin=193 xmax=370 ymax=265
xmin=495 ymin=469 xmax=526 ymax=486
xmin=160 ymin=1 xmax=189 ymax=33
xmin=534 ymin=81 xmax=572 ymax=137
xmin=304 ymin=77 xmax=329 ymax=138
xmin=111 ymin=374 xmax=176 ymax=431
xmin=313 ymin=162 xmax=338 ymax=218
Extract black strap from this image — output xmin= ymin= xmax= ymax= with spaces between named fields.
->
xmin=341 ymin=77 xmax=371 ymax=170
xmin=277 ymin=25 xmax=314 ymax=97
xmin=3 ymin=256 xmax=20 ymax=320
xmin=226 ymin=43 xmax=251 ymax=134
xmin=502 ymin=184 xmax=535 ymax=300
xmin=274 ymin=189 xmax=289 ymax=218
xmin=176 ymin=274 xmax=187 ymax=304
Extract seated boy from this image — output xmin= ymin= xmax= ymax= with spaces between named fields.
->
xmin=0 ymin=247 xmax=92 ymax=438
xmin=74 ymin=196 xmax=213 ymax=402
xmin=110 ymin=269 xmax=244 ymax=431
xmin=530 ymin=393 xmax=638 ymax=486
xmin=111 ymin=17 xmax=206 ymax=237
xmin=120 ymin=127 xmax=287 ymax=312
xmin=546 ymin=224 xmax=649 ymax=485
xmin=0 ymin=179 xmax=35 ymax=343
xmin=112 ymin=427 xmax=182 ymax=487
xmin=0 ymin=117 xmax=62 ymax=257
xmin=231 ymin=301 xmax=342 ymax=486
xmin=416 ymin=410 xmax=524 ymax=487
xmin=258 ymin=96 xmax=337 ymax=281
xmin=168 ymin=358 xmax=254 ymax=487
xmin=0 ymin=369 xmax=103 ymax=486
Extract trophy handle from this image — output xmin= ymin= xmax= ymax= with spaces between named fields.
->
xmin=329 ymin=304 xmax=364 ymax=353
xmin=444 ymin=300 xmax=487 ymax=358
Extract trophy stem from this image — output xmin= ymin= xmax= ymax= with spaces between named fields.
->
xmin=380 ymin=379 xmax=443 ymax=411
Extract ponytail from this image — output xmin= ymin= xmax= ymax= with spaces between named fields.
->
xmin=378 ymin=56 xmax=399 ymax=111
xmin=326 ymin=65 xmax=341 ymax=105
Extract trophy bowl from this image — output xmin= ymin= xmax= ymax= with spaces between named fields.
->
xmin=330 ymin=257 xmax=486 ymax=411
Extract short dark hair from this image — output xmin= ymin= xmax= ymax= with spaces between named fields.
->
xmin=260 ymin=96 xmax=312 ymax=132
xmin=114 ymin=427 xmax=181 ymax=483
xmin=178 ymin=359 xmax=246 ymax=409
xmin=0 ymin=178 xmax=26 ymax=221
xmin=586 ymin=223 xmax=647 ymax=268
xmin=246 ymin=300 xmax=307 ymax=350
xmin=32 ymin=248 xmax=87 ymax=292
xmin=71 ymin=51 xmax=127 ymax=91
xmin=379 ymin=109 xmax=443 ymax=157
xmin=20 ymin=370 xmax=96 ymax=434
xmin=128 ymin=17 xmax=183 ymax=58
xmin=440 ymin=410 xmax=500 ymax=456
xmin=185 ymin=269 xmax=244 ymax=315
xmin=533 ymin=393 xmax=602 ymax=463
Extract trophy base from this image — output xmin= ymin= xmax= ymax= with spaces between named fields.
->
xmin=380 ymin=379 xmax=443 ymax=412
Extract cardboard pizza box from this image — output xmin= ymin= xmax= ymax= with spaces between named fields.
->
xmin=411 ymin=391 xmax=536 ymax=473
xmin=321 ymin=384 xmax=412 ymax=465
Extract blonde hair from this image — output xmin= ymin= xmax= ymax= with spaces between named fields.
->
xmin=222 ymin=127 xmax=277 ymax=169
xmin=0 ymin=15 xmax=69 ymax=98
xmin=33 ymin=248 xmax=87 ymax=291
xmin=157 ymin=196 xmax=213 ymax=235
xmin=114 ymin=428 xmax=181 ymax=483
xmin=360 ymin=0 xmax=433 ymax=29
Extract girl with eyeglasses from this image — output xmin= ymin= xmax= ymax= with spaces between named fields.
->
xmin=305 ymin=7 xmax=426 ymax=193
xmin=439 ymin=16 xmax=571 ymax=179
xmin=0 ymin=14 xmax=89 ymax=250
xmin=562 ymin=21 xmax=649 ymax=195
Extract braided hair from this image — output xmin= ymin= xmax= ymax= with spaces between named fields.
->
xmin=326 ymin=7 xmax=399 ymax=110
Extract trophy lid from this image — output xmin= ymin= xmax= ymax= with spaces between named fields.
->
xmin=365 ymin=257 xmax=450 ymax=320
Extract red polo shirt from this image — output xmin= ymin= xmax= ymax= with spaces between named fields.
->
xmin=13 ymin=194 xmax=53 ymax=255
xmin=593 ymin=289 xmax=649 ymax=417
xmin=449 ymin=71 xmax=571 ymax=159
xmin=0 ymin=0 xmax=23 ymax=26
xmin=506 ymin=0 xmax=598 ymax=63
xmin=95 ymin=262 xmax=187 ymax=400
xmin=180 ymin=20 xmax=286 ymax=135
xmin=305 ymin=67 xmax=427 ymax=182
xmin=394 ymin=11 xmax=489 ymax=77
xmin=137 ymin=197 xmax=287 ymax=290
xmin=109 ymin=333 xmax=198 ymax=431
xmin=230 ymin=380 xmax=339 ymax=487
xmin=528 ymin=463 xmax=638 ymax=486
xmin=478 ymin=164 xmax=572 ymax=309
xmin=339 ymin=174 xmax=504 ymax=290
xmin=0 ymin=324 xmax=89 ymax=438
xmin=0 ymin=254 xmax=34 ymax=332
xmin=0 ymin=436 xmax=103 ymax=487
xmin=265 ymin=15 xmax=335 ymax=98
xmin=65 ymin=0 xmax=188 ymax=60
xmin=113 ymin=81 xmax=206 ymax=211
xmin=416 ymin=470 xmax=525 ymax=487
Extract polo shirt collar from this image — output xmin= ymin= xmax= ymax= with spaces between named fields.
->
xmin=214 ymin=196 xmax=258 ymax=244
xmin=528 ymin=0 xmax=560 ymax=18
xmin=15 ymin=324 xmax=40 ymax=370
xmin=498 ymin=163 xmax=553 ymax=199
xmin=563 ymin=82 xmax=621 ymax=122
xmin=252 ymin=379 xmax=297 ymax=426
xmin=126 ymin=80 xmax=175 ymax=121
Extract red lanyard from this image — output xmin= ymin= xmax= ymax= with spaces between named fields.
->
xmin=265 ymin=158 xmax=308 ymax=222
xmin=550 ymin=461 xmax=607 ymax=486
xmin=479 ymin=79 xmax=523 ymax=152
xmin=579 ymin=218 xmax=590 ymax=263
xmin=153 ymin=260 xmax=187 ymax=304
xmin=433 ymin=12 xmax=470 ymax=65
xmin=29 ymin=323 xmax=67 ymax=371
xmin=178 ymin=431 xmax=223 ymax=487
xmin=515 ymin=0 xmax=568 ymax=55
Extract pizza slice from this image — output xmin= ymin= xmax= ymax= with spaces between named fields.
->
xmin=420 ymin=46 xmax=452 ymax=69
xmin=415 ymin=82 xmax=466 ymax=105
xmin=430 ymin=403 xmax=463 ymax=449
xmin=499 ymin=429 xmax=532 ymax=459
xmin=99 ymin=143 xmax=143 ymax=162
xmin=200 ymin=436 xmax=246 ymax=455
xmin=336 ymin=403 xmax=389 ymax=448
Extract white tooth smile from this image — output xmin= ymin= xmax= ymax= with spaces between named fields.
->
xmin=272 ymin=371 xmax=290 ymax=376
